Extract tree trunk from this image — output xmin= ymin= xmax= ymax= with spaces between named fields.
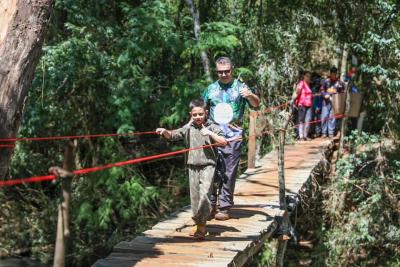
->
xmin=0 ymin=0 xmax=53 ymax=178
xmin=338 ymin=43 xmax=350 ymax=159
xmin=184 ymin=0 xmax=212 ymax=82
xmin=339 ymin=43 xmax=349 ymax=80
xmin=338 ymin=78 xmax=352 ymax=159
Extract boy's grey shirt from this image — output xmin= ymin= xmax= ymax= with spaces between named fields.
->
xmin=171 ymin=121 xmax=224 ymax=166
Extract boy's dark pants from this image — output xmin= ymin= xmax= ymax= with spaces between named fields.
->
xmin=188 ymin=165 xmax=215 ymax=225
xmin=211 ymin=139 xmax=242 ymax=211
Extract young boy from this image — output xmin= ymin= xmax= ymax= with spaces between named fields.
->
xmin=156 ymin=99 xmax=227 ymax=239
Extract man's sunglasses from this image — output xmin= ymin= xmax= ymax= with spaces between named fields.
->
xmin=217 ymin=70 xmax=231 ymax=75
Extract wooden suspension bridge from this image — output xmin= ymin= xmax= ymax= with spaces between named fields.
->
xmin=0 ymin=107 xmax=345 ymax=267
xmin=93 ymin=134 xmax=335 ymax=267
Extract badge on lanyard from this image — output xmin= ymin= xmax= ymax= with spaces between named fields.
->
xmin=214 ymin=103 xmax=237 ymax=138
xmin=214 ymin=103 xmax=233 ymax=124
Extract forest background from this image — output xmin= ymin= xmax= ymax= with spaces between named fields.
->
xmin=0 ymin=0 xmax=399 ymax=266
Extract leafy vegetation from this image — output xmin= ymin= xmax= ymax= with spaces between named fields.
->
xmin=281 ymin=131 xmax=400 ymax=267
xmin=245 ymin=241 xmax=277 ymax=267
xmin=0 ymin=0 xmax=399 ymax=266
xmin=322 ymin=132 xmax=400 ymax=267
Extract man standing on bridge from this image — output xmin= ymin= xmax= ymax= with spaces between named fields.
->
xmin=320 ymin=66 xmax=345 ymax=138
xmin=202 ymin=57 xmax=260 ymax=220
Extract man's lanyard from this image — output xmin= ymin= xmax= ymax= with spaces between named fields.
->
xmin=218 ymin=89 xmax=227 ymax=103
xmin=215 ymin=79 xmax=243 ymax=138
xmin=223 ymin=90 xmax=228 ymax=102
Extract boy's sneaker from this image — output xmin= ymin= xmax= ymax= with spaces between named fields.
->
xmin=215 ymin=210 xmax=230 ymax=221
xmin=329 ymin=135 xmax=334 ymax=138
xmin=321 ymin=134 xmax=328 ymax=138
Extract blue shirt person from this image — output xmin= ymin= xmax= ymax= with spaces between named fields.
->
xmin=320 ymin=66 xmax=345 ymax=137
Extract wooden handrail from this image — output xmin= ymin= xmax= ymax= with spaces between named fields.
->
xmin=247 ymin=111 xmax=258 ymax=169
xmin=53 ymin=142 xmax=76 ymax=267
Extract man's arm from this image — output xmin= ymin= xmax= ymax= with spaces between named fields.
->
xmin=239 ymin=86 xmax=260 ymax=107
xmin=246 ymin=92 xmax=260 ymax=107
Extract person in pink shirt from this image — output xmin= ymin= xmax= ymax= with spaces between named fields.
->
xmin=294 ymin=71 xmax=313 ymax=140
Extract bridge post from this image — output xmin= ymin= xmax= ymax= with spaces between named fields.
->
xmin=247 ymin=111 xmax=257 ymax=169
xmin=278 ymin=111 xmax=293 ymax=210
xmin=338 ymin=77 xmax=353 ymax=159
xmin=276 ymin=130 xmax=289 ymax=267
xmin=278 ymin=129 xmax=286 ymax=210
xmin=276 ymin=111 xmax=293 ymax=267
xmin=53 ymin=142 xmax=75 ymax=267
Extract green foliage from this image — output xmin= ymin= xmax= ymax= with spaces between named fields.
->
xmin=69 ymin=170 xmax=162 ymax=264
xmin=2 ymin=0 xmax=196 ymax=265
xmin=322 ymin=132 xmax=400 ymax=266
xmin=330 ymin=1 xmax=400 ymax=137
xmin=200 ymin=22 xmax=243 ymax=58
xmin=2 ymin=0 xmax=400 ymax=265
xmin=283 ymin=131 xmax=399 ymax=267
xmin=245 ymin=241 xmax=277 ymax=267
